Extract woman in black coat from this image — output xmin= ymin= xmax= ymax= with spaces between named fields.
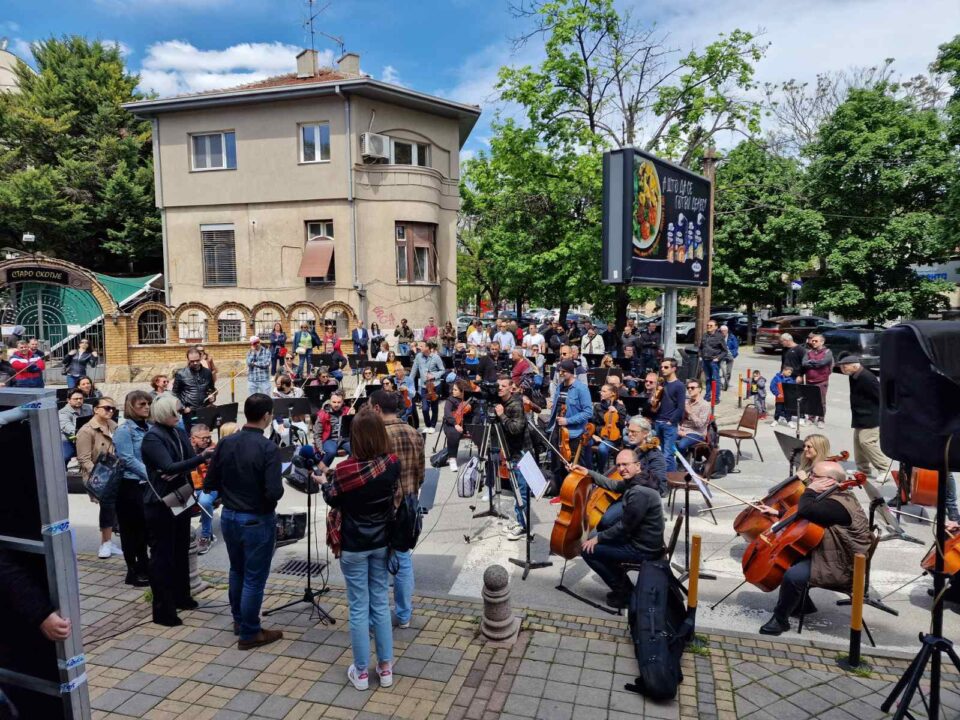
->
xmin=140 ymin=394 xmax=212 ymax=626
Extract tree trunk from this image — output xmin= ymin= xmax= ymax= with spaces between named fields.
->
xmin=615 ymin=285 xmax=629 ymax=330
xmin=490 ymin=290 xmax=500 ymax=318
xmin=475 ymin=291 xmax=482 ymax=317
xmin=746 ymin=301 xmax=754 ymax=345
xmin=515 ymin=295 xmax=523 ymax=320
xmin=558 ymin=300 xmax=570 ymax=325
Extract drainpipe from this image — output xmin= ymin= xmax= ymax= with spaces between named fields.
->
xmin=335 ymin=85 xmax=365 ymax=324
xmin=152 ymin=117 xmax=171 ymax=303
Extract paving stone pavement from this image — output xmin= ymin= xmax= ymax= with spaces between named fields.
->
xmin=79 ymin=556 xmax=960 ymax=719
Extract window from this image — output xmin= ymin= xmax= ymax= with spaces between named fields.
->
xmin=254 ymin=308 xmax=283 ymax=340
xmin=137 ymin=309 xmax=167 ymax=345
xmin=201 ymin=224 xmax=237 ymax=287
xmin=217 ymin=309 xmax=245 ymax=342
xmin=395 ymin=222 xmax=437 ymax=284
xmin=391 ymin=139 xmax=429 ymax=167
xmin=192 ymin=131 xmax=236 ymax=171
xmin=305 ymin=220 xmax=335 ymax=285
xmin=300 ymin=123 xmax=331 ymax=163
xmin=178 ymin=311 xmax=208 ymax=343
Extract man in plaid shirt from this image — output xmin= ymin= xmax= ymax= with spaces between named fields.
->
xmin=246 ymin=336 xmax=272 ymax=396
xmin=369 ymin=390 xmax=424 ymax=629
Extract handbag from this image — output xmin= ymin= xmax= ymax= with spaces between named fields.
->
xmin=277 ymin=346 xmax=288 ymax=358
xmin=457 ymin=456 xmax=482 ymax=498
xmin=389 ymin=491 xmax=423 ymax=554
xmin=160 ymin=480 xmax=197 ymax=516
xmin=326 ymin=507 xmax=343 ymax=558
xmin=84 ymin=454 xmax=121 ymax=504
xmin=429 ymin=447 xmax=450 ymax=468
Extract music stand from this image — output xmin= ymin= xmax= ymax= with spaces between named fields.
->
xmin=272 ymin=397 xmax=311 ymax=421
xmin=362 ymin=360 xmax=389 ymax=376
xmin=441 ymin=355 xmax=454 ymax=370
xmin=773 ymin=431 xmax=806 ymax=474
xmin=587 ymin=368 xmax=608 ymax=387
xmin=398 ymin=355 xmax=413 ymax=369
xmin=621 ymin=395 xmax=644 ymax=417
xmin=583 ymin=353 xmax=605 ymax=369
xmin=75 ymin=414 xmax=94 ymax=433
xmin=303 ymin=384 xmax=337 ymax=414
xmin=782 ymin=384 xmax=823 ymax=438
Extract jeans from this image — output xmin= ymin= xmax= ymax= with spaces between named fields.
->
xmin=66 ymin=375 xmax=79 ymax=389
xmin=62 ymin=439 xmax=76 ymax=465
xmin=595 ymin=440 xmax=616 ymax=473
xmin=512 ymin=463 xmax=529 ymax=530
xmin=398 ymin=343 xmax=410 ymax=356
xmin=720 ymin=358 xmax=734 ymax=390
xmin=656 ymin=421 xmax=679 ymax=471
xmin=321 ymin=438 xmax=351 ymax=467
xmin=296 ymin=352 xmax=312 ymax=377
xmin=774 ymin=402 xmax=793 ymax=422
xmin=198 ymin=490 xmax=218 ymax=539
xmin=331 ymin=370 xmax=344 ymax=383
xmin=946 ymin=474 xmax=959 ymax=523
xmin=676 ymin=433 xmax=705 ymax=456
xmin=270 ymin=352 xmax=281 ymax=376
xmin=220 ymin=508 xmax=276 ymax=641
xmin=421 ymin=397 xmax=438 ymax=428
xmin=597 ymin=500 xmax=623 ymax=532
xmin=248 ymin=379 xmax=271 ymax=397
xmin=703 ymin=360 xmax=722 ymax=403
xmin=340 ymin=546 xmax=393 ymax=671
xmin=392 ymin=549 xmax=414 ymax=625
xmin=580 ymin=534 xmax=658 ymax=595
xmin=773 ymin=557 xmax=811 ymax=620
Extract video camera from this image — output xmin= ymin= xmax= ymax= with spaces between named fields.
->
xmin=285 ymin=445 xmax=321 ymax=494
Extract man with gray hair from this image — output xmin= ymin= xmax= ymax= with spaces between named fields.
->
xmin=756 ymin=460 xmax=871 ymax=636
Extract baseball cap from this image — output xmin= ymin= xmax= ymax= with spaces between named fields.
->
xmin=249 ymin=335 xmax=261 ymax=344
xmin=559 ymin=359 xmax=577 ymax=373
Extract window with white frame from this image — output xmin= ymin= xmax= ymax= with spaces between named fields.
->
xmin=191 ymin=131 xmax=237 ymax=170
xmin=305 ymin=220 xmax=335 ymax=285
xmin=300 ymin=123 xmax=331 ymax=163
xmin=391 ymin=139 xmax=430 ymax=167
xmin=395 ymin=222 xmax=437 ymax=284
xmin=201 ymin=224 xmax=237 ymax=287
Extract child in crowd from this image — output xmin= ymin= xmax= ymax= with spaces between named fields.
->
xmin=768 ymin=366 xmax=796 ymax=426
xmin=748 ymin=369 xmax=767 ymax=417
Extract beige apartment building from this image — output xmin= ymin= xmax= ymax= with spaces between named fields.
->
xmin=125 ymin=50 xmax=479 ymax=337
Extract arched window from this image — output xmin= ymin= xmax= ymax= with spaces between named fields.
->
xmin=217 ymin=308 xmax=246 ymax=342
xmin=255 ymin=306 xmax=284 ymax=340
xmin=290 ymin=307 xmax=317 ymax=332
xmin=137 ymin=309 xmax=168 ymax=345
xmin=178 ymin=310 xmax=209 ymax=343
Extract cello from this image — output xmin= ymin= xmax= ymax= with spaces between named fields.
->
xmin=582 ymin=436 xmax=662 ymax=530
xmin=741 ymin=473 xmax=866 ymax=592
xmin=921 ymin=531 xmax=960 ymax=575
xmin=549 ymin=442 xmax=593 ymax=559
xmin=733 ymin=450 xmax=850 ymax=541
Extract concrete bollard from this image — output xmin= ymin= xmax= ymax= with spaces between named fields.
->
xmin=188 ymin=527 xmax=209 ymax=596
xmin=481 ymin=564 xmax=520 ymax=642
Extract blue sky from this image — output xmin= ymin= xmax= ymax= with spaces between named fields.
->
xmin=4 ymin=0 xmax=960 ymax=157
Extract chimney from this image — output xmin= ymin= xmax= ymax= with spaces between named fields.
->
xmin=337 ymin=52 xmax=360 ymax=76
xmin=296 ymin=49 xmax=318 ymax=78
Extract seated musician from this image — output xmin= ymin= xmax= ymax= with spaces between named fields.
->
xmin=600 ymin=354 xmax=615 ymax=370
xmin=272 ymin=373 xmax=304 ymax=399
xmin=384 ymin=350 xmax=400 ymax=376
xmin=510 ymin=347 xmax=537 ymax=391
xmin=591 ymin=383 xmax=626 ymax=472
xmin=442 ymin=380 xmax=473 ymax=472
xmin=391 ymin=367 xmax=418 ymax=428
xmin=620 ymin=416 xmax=667 ymax=497
xmin=576 ymin=448 xmax=666 ymax=608
xmin=606 ymin=372 xmax=629 ymax=399
xmin=322 ymin=341 xmax=348 ymax=383
xmin=314 ymin=390 xmax=355 ymax=469
xmin=619 ymin=344 xmax=641 ymax=382
xmin=756 ymin=461 xmax=872 ymax=636
xmin=676 ymin=379 xmax=711 ymax=456
xmin=637 ymin=371 xmax=659 ymax=419
xmin=798 ymin=433 xmax=831 ymax=482
xmin=307 ymin=368 xmax=339 ymax=389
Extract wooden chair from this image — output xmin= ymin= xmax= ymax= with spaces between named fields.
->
xmin=718 ymin=404 xmax=763 ymax=464
xmin=796 ymin=530 xmax=897 ymax=646
xmin=666 ymin=443 xmax=717 ymax=524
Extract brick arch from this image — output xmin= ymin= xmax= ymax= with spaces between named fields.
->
xmin=212 ymin=302 xmax=252 ymax=324
xmin=172 ymin=302 xmax=214 ymax=323
xmin=286 ymin=302 xmax=322 ymax=325
xmin=130 ymin=301 xmax=174 ymax=325
xmin=0 ymin=256 xmax=120 ymax=317
xmin=251 ymin=301 xmax=287 ymax=322
xmin=319 ymin=301 xmax=359 ymax=331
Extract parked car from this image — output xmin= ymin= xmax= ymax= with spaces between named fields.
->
xmin=676 ymin=316 xmax=697 ymax=343
xmin=710 ymin=312 xmax=753 ymax=342
xmin=456 ymin=315 xmax=475 ymax=334
xmin=755 ymin=315 xmax=830 ymax=353
xmin=823 ymin=328 xmax=882 ymax=374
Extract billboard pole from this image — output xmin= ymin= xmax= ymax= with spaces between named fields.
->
xmin=695 ymin=148 xmax=718 ymax=343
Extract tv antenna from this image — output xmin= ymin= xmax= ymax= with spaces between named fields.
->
xmin=303 ymin=0 xmax=345 ymax=60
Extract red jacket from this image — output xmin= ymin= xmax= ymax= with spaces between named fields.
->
xmin=10 ymin=351 xmax=45 ymax=383
xmin=315 ymin=403 xmax=350 ymax=443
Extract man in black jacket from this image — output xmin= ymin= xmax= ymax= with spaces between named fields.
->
xmin=697 ymin=319 xmax=728 ymax=403
xmin=172 ymin=347 xmax=215 ymax=429
xmin=638 ymin=321 xmax=661 ymax=372
xmin=475 ymin=342 xmax=502 ymax=385
xmin=204 ymin=393 xmax=284 ymax=650
xmin=838 ymin=354 xmax=889 ymax=476
xmin=494 ymin=376 xmax=532 ymax=540
xmin=780 ymin=333 xmax=806 ymax=378
xmin=578 ymin=448 xmax=665 ymax=608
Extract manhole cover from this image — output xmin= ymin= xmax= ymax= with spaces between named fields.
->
xmin=275 ymin=559 xmax=326 ymax=577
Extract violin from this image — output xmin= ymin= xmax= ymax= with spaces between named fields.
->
xmin=549 ymin=442 xmax=591 ymax=559
xmin=557 ymin=402 xmax=571 ymax=462
xmin=741 ymin=473 xmax=865 ymax=592
xmin=426 ymin=379 xmax=438 ymax=403
xmin=650 ymin=376 xmax=665 ymax=414
xmin=733 ymin=450 xmax=851 ymax=541
xmin=400 ymin=385 xmax=412 ymax=409
xmin=600 ymin=406 xmax=621 ymax=443
xmin=921 ymin=530 xmax=960 ymax=575
xmin=453 ymin=399 xmax=472 ymax=426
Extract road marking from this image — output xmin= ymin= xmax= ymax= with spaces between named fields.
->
xmin=448 ymin=519 xmax=518 ymax=598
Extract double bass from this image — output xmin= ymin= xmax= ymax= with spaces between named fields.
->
xmin=550 ymin=443 xmax=592 ymax=559
xmin=733 ymin=450 xmax=850 ymax=541
xmin=741 ymin=473 xmax=865 ymax=592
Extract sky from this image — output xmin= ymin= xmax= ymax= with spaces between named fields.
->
xmin=3 ymin=0 xmax=959 ymax=158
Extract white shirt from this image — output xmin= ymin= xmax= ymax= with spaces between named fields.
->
xmin=522 ymin=333 xmax=545 ymax=356
xmin=375 ymin=351 xmax=389 ymax=361
xmin=494 ymin=331 xmax=516 ymax=350
xmin=467 ymin=330 xmax=485 ymax=347
xmin=581 ymin=333 xmax=605 ymax=355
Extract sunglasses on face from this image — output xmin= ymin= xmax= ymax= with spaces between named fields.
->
xmin=98 ymin=406 xmax=116 ymax=413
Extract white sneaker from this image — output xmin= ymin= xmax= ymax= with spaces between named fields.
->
xmin=504 ymin=524 xmax=525 ymax=541
xmin=769 ymin=419 xmax=779 ymax=427
xmin=799 ymin=418 xmax=808 ymax=425
xmin=98 ymin=542 xmax=112 ymax=559
xmin=347 ymin=664 xmax=369 ymax=691
xmin=110 ymin=543 xmax=123 ymax=556
xmin=427 ymin=427 xmax=436 ymax=434
xmin=448 ymin=458 xmax=458 ymax=472
xmin=377 ymin=663 xmax=394 ymax=687
xmin=778 ymin=417 xmax=789 ymax=426
xmin=816 ymin=420 xmax=825 ymax=429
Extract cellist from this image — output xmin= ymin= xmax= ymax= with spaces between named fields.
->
xmin=755 ymin=461 xmax=872 ymax=636
xmin=576 ymin=448 xmax=666 ymax=609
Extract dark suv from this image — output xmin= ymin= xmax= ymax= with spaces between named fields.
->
xmin=823 ymin=328 xmax=882 ymax=373
xmin=755 ymin=315 xmax=829 ymax=353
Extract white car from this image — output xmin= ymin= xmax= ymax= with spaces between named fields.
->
xmin=676 ymin=319 xmax=697 ymax=343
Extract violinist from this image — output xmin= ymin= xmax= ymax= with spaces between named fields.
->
xmin=442 ymin=380 xmax=473 ymax=472
xmin=577 ymin=448 xmax=666 ymax=609
xmin=493 ymin=377 xmax=533 ymax=541
xmin=392 ymin=367 xmax=418 ymax=429
xmin=607 ymin=372 xmax=630 ymax=399
xmin=654 ymin=359 xmax=685 ymax=472
xmin=676 ymin=379 xmax=711 ymax=457
xmin=756 ymin=461 xmax=872 ymax=636
xmin=547 ymin=360 xmax=595 ymax=481
xmin=591 ymin=384 xmax=626 ymax=472
xmin=410 ymin=341 xmax=444 ymax=434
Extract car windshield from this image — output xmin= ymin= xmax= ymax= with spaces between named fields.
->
xmin=760 ymin=320 xmax=779 ymax=328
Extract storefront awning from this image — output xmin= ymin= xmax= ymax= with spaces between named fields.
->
xmin=298 ymin=240 xmax=334 ymax=278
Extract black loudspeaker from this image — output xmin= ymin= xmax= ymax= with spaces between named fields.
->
xmin=879 ymin=321 xmax=960 ymax=470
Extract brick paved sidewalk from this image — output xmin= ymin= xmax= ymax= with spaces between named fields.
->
xmin=79 ymin=556 xmax=959 ymax=720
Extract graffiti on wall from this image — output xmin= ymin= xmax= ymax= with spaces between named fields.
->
xmin=372 ymin=306 xmax=396 ymax=329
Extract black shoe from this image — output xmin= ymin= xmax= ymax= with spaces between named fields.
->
xmin=759 ymin=615 xmax=790 ymax=636
xmin=790 ymin=598 xmax=818 ymax=618
xmin=176 ymin=598 xmax=199 ymax=611
xmin=153 ymin=614 xmax=183 ymax=627
xmin=125 ymin=572 xmax=150 ymax=587
xmin=606 ymin=591 xmax=630 ymax=609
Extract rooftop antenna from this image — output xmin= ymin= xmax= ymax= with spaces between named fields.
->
xmin=303 ymin=0 xmax=345 ymax=69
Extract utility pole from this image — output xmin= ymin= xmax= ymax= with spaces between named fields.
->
xmin=696 ymin=147 xmax=718 ymax=343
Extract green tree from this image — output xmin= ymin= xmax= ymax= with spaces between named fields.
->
xmin=712 ymin=141 xmax=825 ymax=330
xmin=933 ymin=35 xmax=960 ymax=242
xmin=802 ymin=84 xmax=954 ymax=321
xmin=0 ymin=36 xmax=160 ymax=271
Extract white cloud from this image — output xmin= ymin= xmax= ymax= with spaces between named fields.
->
xmin=102 ymin=40 xmax=132 ymax=57
xmin=137 ymin=40 xmax=333 ymax=96
xmin=0 ymin=21 xmax=20 ymax=34
xmin=10 ymin=38 xmax=33 ymax=62
xmin=382 ymin=64 xmax=404 ymax=86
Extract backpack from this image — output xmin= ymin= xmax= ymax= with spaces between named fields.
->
xmin=430 ymin=447 xmax=450 ymax=468
xmin=389 ymin=491 xmax=422 ymax=553
xmin=457 ymin=456 xmax=482 ymax=498
xmin=712 ymin=449 xmax=737 ymax=478
xmin=625 ymin=560 xmax=694 ymax=700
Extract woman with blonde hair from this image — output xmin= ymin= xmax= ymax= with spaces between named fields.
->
xmin=797 ymin=433 xmax=831 ymax=481
xmin=76 ymin=396 xmax=120 ymax=559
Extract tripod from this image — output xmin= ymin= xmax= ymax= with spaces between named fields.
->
xmin=472 ymin=419 xmax=510 ymax=521
xmin=882 ymin=467 xmax=959 ymax=719
xmin=265 ymin=464 xmax=334 ymax=624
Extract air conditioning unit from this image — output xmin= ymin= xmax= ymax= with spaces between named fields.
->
xmin=360 ymin=132 xmax=390 ymax=160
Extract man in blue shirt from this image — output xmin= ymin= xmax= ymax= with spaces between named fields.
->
xmin=548 ymin=359 xmax=594 ymax=483
xmin=410 ymin=341 xmax=445 ymax=433
xmin=654 ymin=358 xmax=686 ymax=472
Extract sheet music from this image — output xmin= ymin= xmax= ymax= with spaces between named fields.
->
xmin=517 ymin=452 xmax=549 ymax=500
xmin=674 ymin=450 xmax=713 ymax=500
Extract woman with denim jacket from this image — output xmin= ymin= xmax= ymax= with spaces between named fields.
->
xmin=112 ymin=390 xmax=153 ymax=586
